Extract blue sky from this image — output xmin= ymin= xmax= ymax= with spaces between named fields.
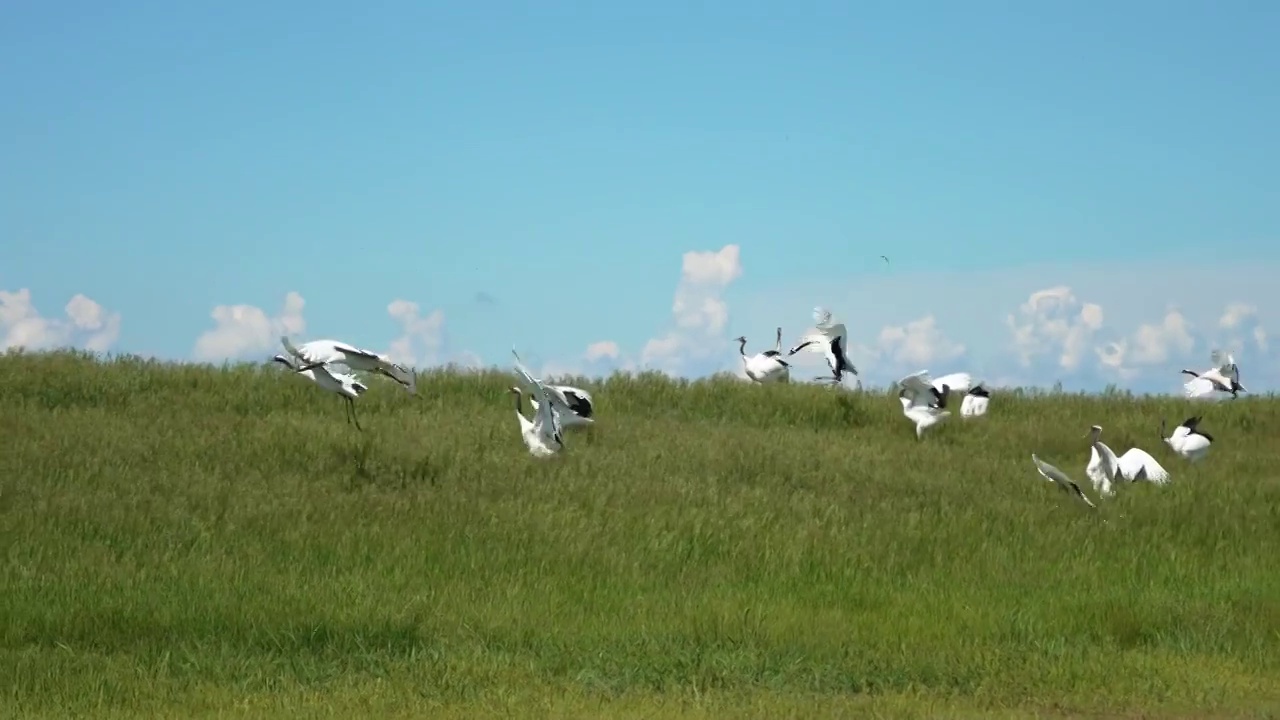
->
xmin=2 ymin=1 xmax=1277 ymax=393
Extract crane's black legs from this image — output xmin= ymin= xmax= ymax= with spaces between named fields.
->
xmin=344 ymin=397 xmax=363 ymax=432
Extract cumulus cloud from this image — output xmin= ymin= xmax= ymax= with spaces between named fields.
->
xmin=531 ymin=340 xmax=636 ymax=380
xmin=1 ymin=288 xmax=122 ymax=353
xmin=450 ymin=350 xmax=485 ymax=370
xmin=192 ymin=293 xmax=464 ymax=368
xmin=996 ymin=284 xmax=1276 ymax=389
xmin=386 ymin=300 xmax=446 ymax=367
xmin=766 ymin=287 xmax=1106 ymax=387
xmin=1129 ymin=310 xmax=1196 ymax=365
xmin=527 ymin=244 xmax=745 ymax=378
xmin=192 ymin=292 xmax=305 ymax=361
xmin=640 ymin=244 xmax=742 ymax=374
xmin=742 ymin=258 xmax=1277 ymax=390
xmin=1006 ymin=286 xmax=1106 ymax=372
xmin=1216 ymin=303 xmax=1267 ymax=355
xmin=1220 ymin=303 xmax=1256 ymax=330
xmin=1092 ymin=309 xmax=1197 ymax=381
xmin=585 ymin=340 xmax=620 ymax=362
xmin=875 ymin=315 xmax=966 ymax=368
xmin=160 ymin=258 xmax=1277 ymax=393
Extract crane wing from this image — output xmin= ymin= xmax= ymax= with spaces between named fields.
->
xmin=512 ymin=351 xmax=574 ymax=409
xmin=794 ymin=322 xmax=846 ymax=346
xmin=1031 ymin=454 xmax=1067 ymax=484
xmin=828 ymin=323 xmax=849 ymax=350
xmin=1171 ymin=416 xmax=1198 ymax=440
xmin=279 ymin=336 xmax=343 ymax=366
xmin=897 ymin=371 xmax=935 ymax=403
xmin=280 ymin=335 xmax=303 ymax=358
xmin=787 ymin=330 xmax=827 ymax=355
xmin=1183 ymin=376 xmax=1216 ymax=398
xmin=1031 ymin=454 xmax=1097 ymax=509
xmin=931 ymin=372 xmax=973 ymax=393
xmin=1224 ymin=354 xmax=1240 ymax=384
xmin=555 ymin=385 xmax=595 ymax=416
xmin=813 ymin=306 xmax=833 ymax=328
xmin=1118 ymin=448 xmax=1171 ymax=484
xmin=331 ymin=340 xmax=383 ymax=360
xmin=511 ymin=348 xmax=542 ymax=393
xmin=513 ymin=349 xmax=562 ymax=439
xmin=1090 ymin=441 xmax=1121 ymax=482
xmin=790 ymin=311 xmax=844 ymax=354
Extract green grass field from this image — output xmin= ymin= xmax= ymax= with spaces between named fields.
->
xmin=3 ymin=350 xmax=1280 ymax=719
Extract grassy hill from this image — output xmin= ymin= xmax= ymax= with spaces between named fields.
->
xmin=3 ymin=350 xmax=1279 ymax=719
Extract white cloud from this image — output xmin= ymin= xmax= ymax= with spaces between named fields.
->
xmin=1001 ymin=286 xmax=1270 ymax=388
xmin=640 ymin=244 xmax=743 ymax=374
xmin=585 ymin=340 xmax=620 ymax=362
xmin=1213 ymin=302 xmax=1268 ymax=356
xmin=45 ymin=251 xmax=1272 ymax=394
xmin=529 ymin=339 xmax=636 ymax=380
xmin=1093 ymin=340 xmax=1137 ymax=381
xmin=192 ymin=292 xmax=463 ymax=366
xmin=1129 ymin=310 xmax=1195 ymax=365
xmin=191 ymin=293 xmax=469 ymax=368
xmin=738 ymin=259 xmax=1279 ymax=391
xmin=1 ymin=288 xmax=122 ymax=353
xmin=874 ymin=315 xmax=966 ymax=368
xmin=192 ymin=291 xmax=305 ymax=361
xmin=1219 ymin=303 xmax=1257 ymax=330
xmin=536 ymin=360 xmax=586 ymax=381
xmin=1093 ymin=308 xmax=1197 ymax=381
xmin=386 ymin=300 xmax=445 ymax=367
xmin=1006 ymin=286 xmax=1105 ymax=372
xmin=449 ymin=350 xmax=485 ymax=370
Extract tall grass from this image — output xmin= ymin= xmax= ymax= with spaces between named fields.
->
xmin=3 ymin=350 xmax=1279 ymax=718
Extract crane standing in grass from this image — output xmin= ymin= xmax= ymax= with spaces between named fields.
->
xmin=735 ymin=328 xmax=790 ymax=384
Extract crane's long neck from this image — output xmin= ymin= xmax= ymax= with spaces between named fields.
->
xmin=737 ymin=338 xmax=748 ymax=357
xmin=1089 ymin=427 xmax=1102 ymax=444
xmin=512 ymin=389 xmax=527 ymax=419
xmin=774 ymin=328 xmax=782 ymax=353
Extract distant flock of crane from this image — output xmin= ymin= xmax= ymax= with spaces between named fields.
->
xmin=271 ymin=306 xmax=1245 ymax=510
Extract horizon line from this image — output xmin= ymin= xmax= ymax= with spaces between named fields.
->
xmin=2 ymin=347 xmax=1265 ymax=400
